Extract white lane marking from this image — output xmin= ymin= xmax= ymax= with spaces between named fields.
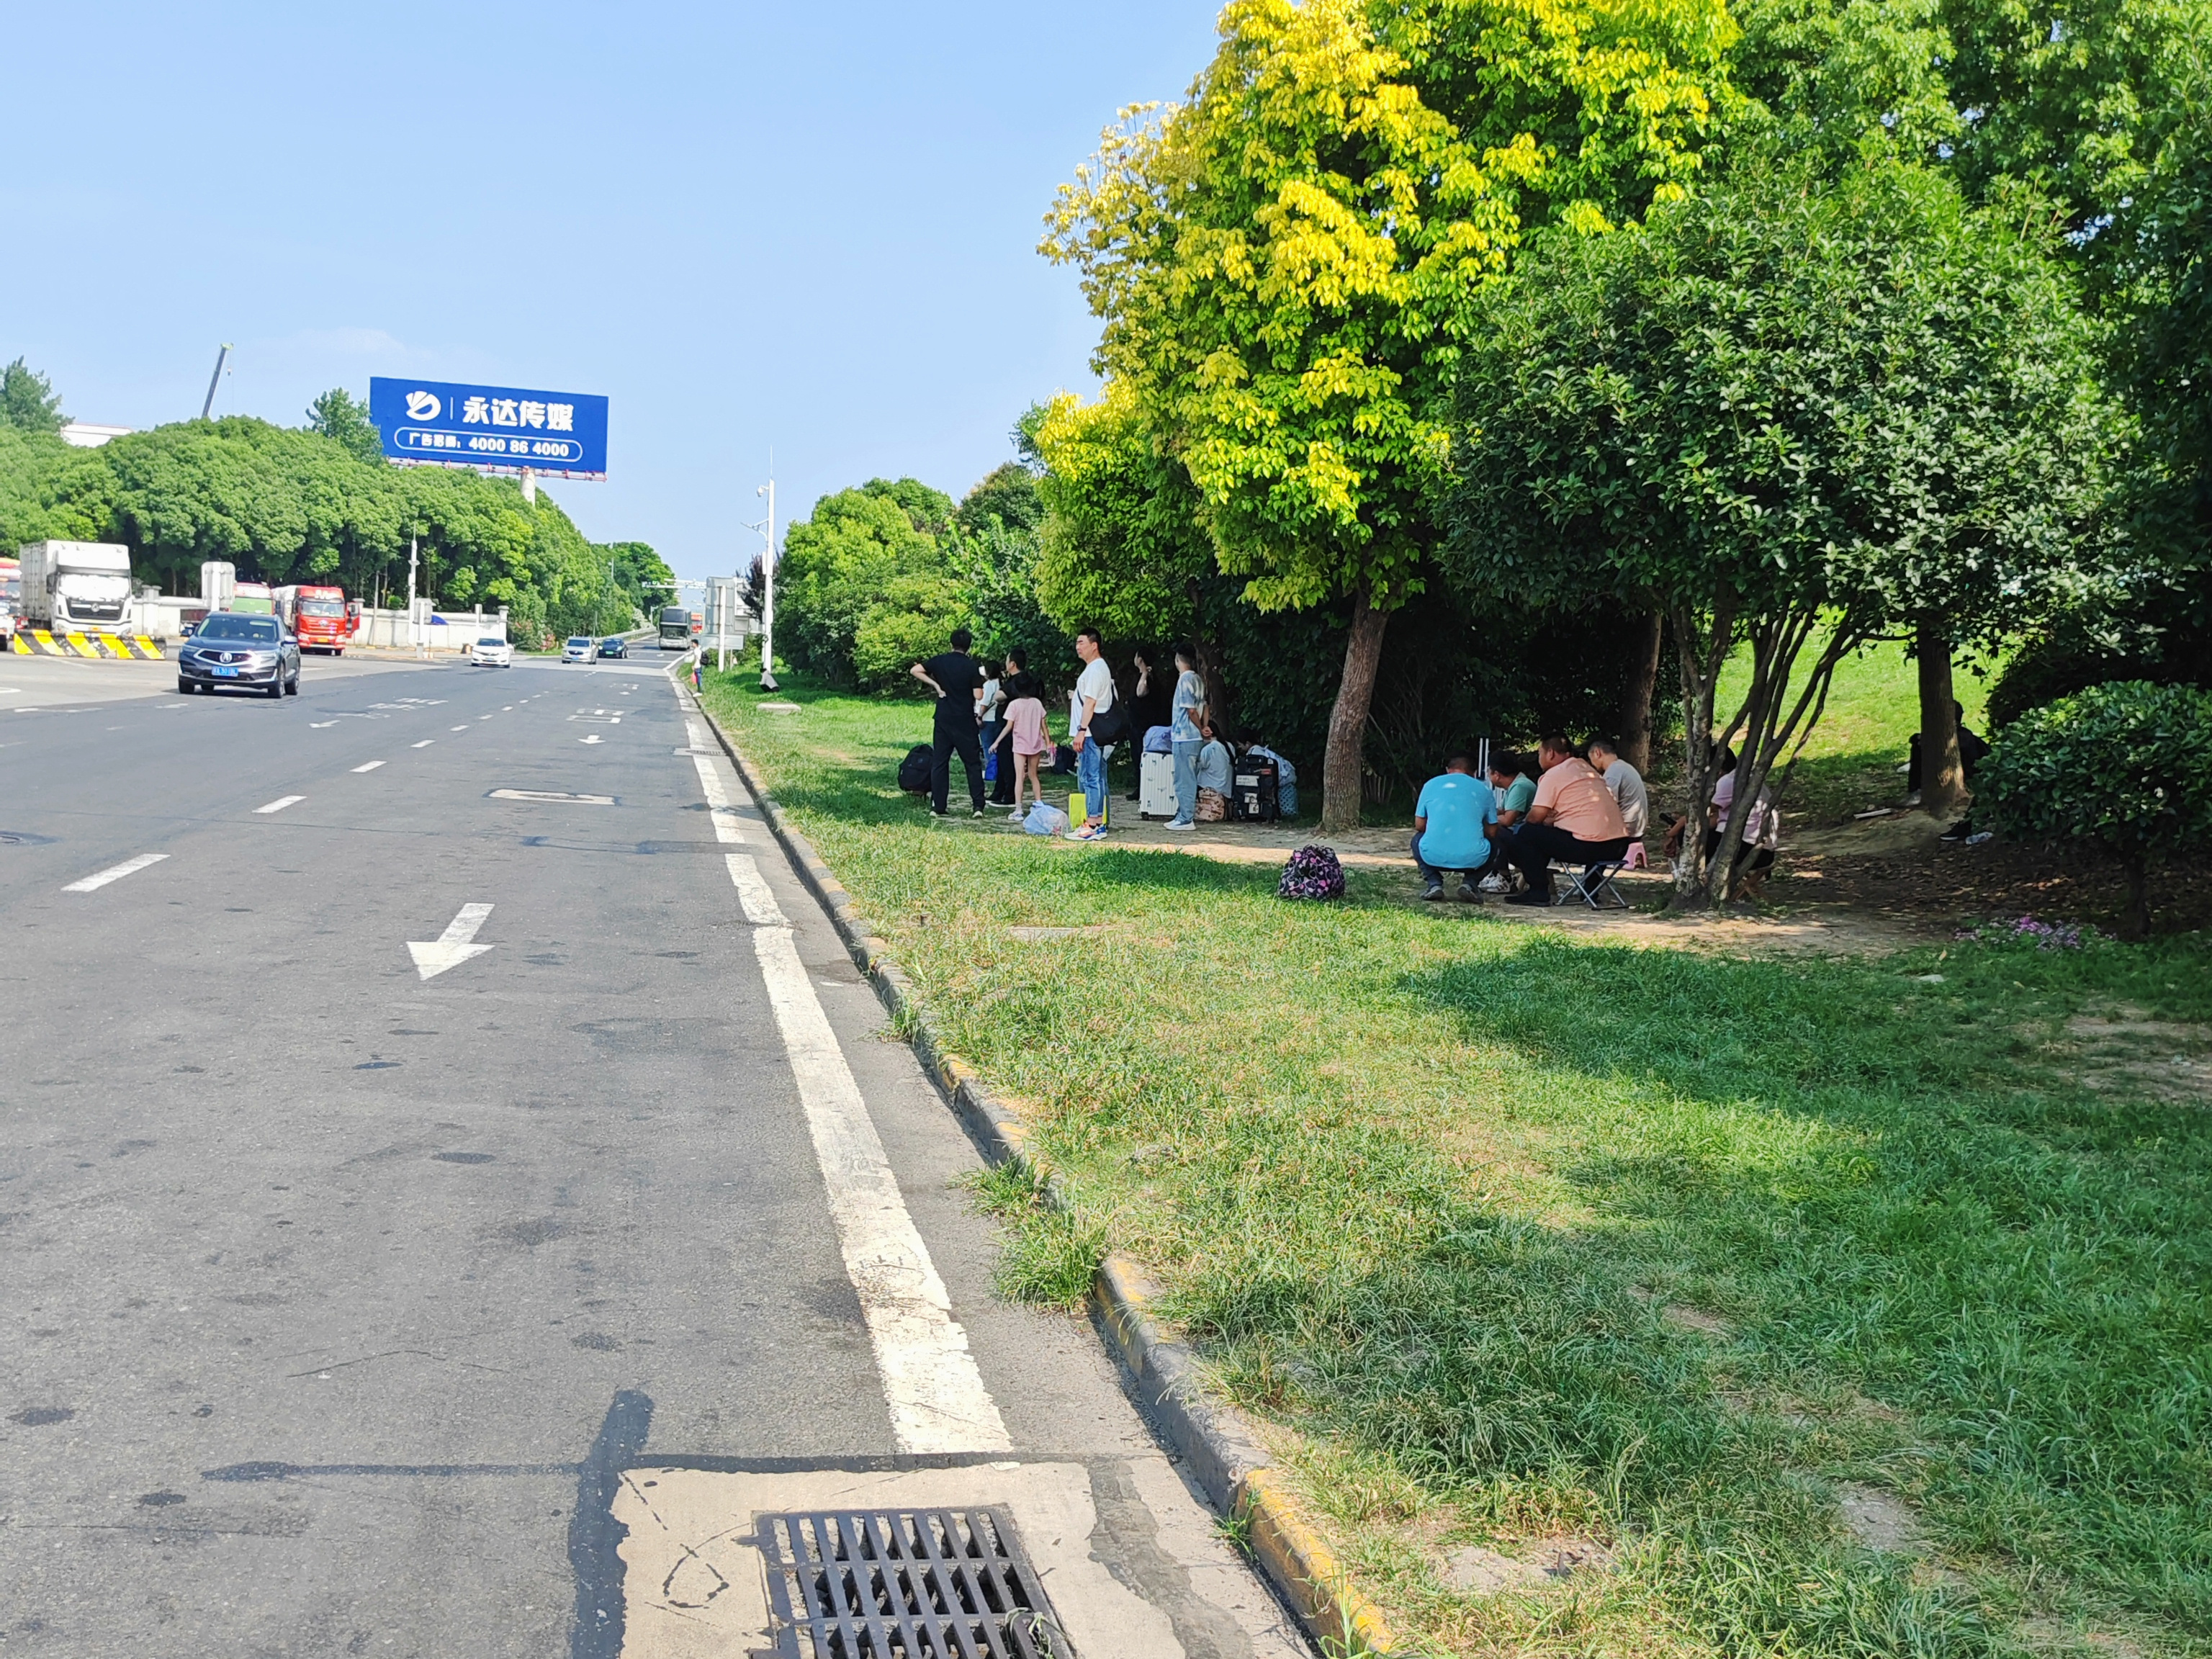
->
xmin=310 ymin=720 xmax=336 ymax=728
xmin=255 ymin=795 xmax=305 ymax=814
xmin=450 ymin=725 xmax=469 ymax=732
xmin=64 ymin=853 xmax=168 ymax=893
xmin=580 ymin=734 xmax=603 ymax=745
xmin=490 ymin=788 xmax=613 ymax=804
xmin=352 ymin=760 xmax=386 ymax=773
xmin=503 ymin=706 xmax=513 ymax=711
xmin=726 ymin=853 xmax=783 ymax=922
xmin=413 ymin=739 xmax=434 ymax=748
xmin=407 ymin=902 xmax=495 ymax=980
xmin=742 ymin=887 xmax=1009 ymax=1452
xmin=687 ymin=722 xmax=747 ymax=845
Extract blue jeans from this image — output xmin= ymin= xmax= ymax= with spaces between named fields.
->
xmin=1171 ymin=738 xmax=1200 ymax=823
xmin=1079 ymin=738 xmax=1107 ymax=826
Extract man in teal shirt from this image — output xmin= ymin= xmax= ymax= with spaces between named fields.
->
xmin=1413 ymin=752 xmax=1498 ymax=902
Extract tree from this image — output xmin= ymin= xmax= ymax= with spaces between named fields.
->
xmin=603 ymin=539 xmax=677 ymax=623
xmin=1445 ymin=154 xmax=2114 ymax=904
xmin=775 ymin=479 xmax=956 ymax=683
xmin=305 ymin=387 xmax=388 ymax=467
xmin=0 ymin=358 xmax=66 ymax=433
xmin=1046 ymin=0 xmax=1735 ymax=830
xmin=1977 ymin=680 xmax=2212 ymax=935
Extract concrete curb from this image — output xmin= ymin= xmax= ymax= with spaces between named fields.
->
xmin=687 ymin=691 xmax=1398 ymax=1658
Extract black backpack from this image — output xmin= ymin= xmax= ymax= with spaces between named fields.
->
xmin=896 ymin=743 xmax=933 ymax=793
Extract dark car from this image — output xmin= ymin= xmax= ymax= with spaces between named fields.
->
xmin=596 ymin=637 xmax=627 ymax=660
xmin=176 ymin=613 xmax=301 ymax=698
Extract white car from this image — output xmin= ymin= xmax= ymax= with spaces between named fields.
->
xmin=469 ymin=636 xmax=514 ymax=667
xmin=561 ymin=636 xmax=594 ymax=664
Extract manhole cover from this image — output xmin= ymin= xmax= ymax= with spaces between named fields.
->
xmin=757 ymin=1506 xmax=1072 ymax=1658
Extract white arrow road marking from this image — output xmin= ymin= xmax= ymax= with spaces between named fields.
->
xmin=730 ymin=850 xmax=1009 ymax=1454
xmin=352 ymin=760 xmax=385 ymax=773
xmin=580 ymin=734 xmax=603 ymax=745
xmin=407 ymin=902 xmax=495 ymax=980
xmin=65 ymin=853 xmax=168 ymax=893
xmin=254 ymin=796 xmax=305 ymax=814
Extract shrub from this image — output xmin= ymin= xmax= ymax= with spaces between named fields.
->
xmin=1976 ymin=680 xmax=2212 ymax=935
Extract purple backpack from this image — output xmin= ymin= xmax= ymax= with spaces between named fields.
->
xmin=1278 ymin=844 xmax=1346 ymax=902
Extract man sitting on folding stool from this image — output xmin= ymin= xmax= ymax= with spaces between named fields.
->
xmin=1504 ymin=734 xmax=1632 ymax=906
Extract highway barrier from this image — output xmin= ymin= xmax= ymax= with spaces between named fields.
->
xmin=6 ymin=631 xmax=167 ymax=660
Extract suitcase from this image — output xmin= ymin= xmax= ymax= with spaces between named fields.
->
xmin=1140 ymin=750 xmax=1177 ymax=819
xmin=1232 ymin=755 xmax=1280 ymax=822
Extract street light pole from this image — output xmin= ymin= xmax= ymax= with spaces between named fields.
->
xmin=755 ymin=469 xmax=777 ymax=692
xmin=199 ymin=344 xmax=232 ymax=421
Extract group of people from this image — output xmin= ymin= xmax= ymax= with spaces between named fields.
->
xmin=1411 ymin=737 xmax=1650 ymax=904
xmin=910 ymin=629 xmax=1298 ymax=840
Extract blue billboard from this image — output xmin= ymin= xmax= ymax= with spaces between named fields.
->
xmin=369 ymin=377 xmax=608 ymax=480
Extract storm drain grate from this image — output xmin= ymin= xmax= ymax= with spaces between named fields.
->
xmin=757 ymin=1506 xmax=1073 ymax=1658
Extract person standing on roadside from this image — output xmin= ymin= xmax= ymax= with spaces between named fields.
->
xmin=909 ymin=626 xmax=988 ymax=817
xmin=1164 ymin=642 xmax=1205 ymax=830
xmin=1067 ymin=626 xmax=1116 ymax=841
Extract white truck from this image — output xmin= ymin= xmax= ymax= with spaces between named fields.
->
xmin=19 ymin=541 xmax=135 ymax=635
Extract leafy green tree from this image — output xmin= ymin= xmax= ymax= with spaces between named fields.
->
xmin=1046 ymin=0 xmax=1737 ymax=830
xmin=1977 ymin=680 xmax=2212 ymax=935
xmin=0 ymin=426 xmax=78 ymax=547
xmin=1446 ymin=155 xmax=2113 ymax=904
xmin=776 ymin=479 xmax=955 ymax=683
xmin=954 ymin=461 xmax=1043 ymax=537
xmin=603 ymin=539 xmax=677 ymax=624
xmin=305 ymin=387 xmax=388 ymax=467
xmin=0 ymin=358 xmax=66 ymax=433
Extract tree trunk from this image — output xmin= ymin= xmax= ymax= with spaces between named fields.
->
xmin=1320 ymin=590 xmax=1390 ymax=835
xmin=1916 ymin=616 xmax=1966 ymax=822
xmin=1619 ymin=606 xmax=1663 ymax=773
xmin=2123 ymin=854 xmax=2150 ymax=940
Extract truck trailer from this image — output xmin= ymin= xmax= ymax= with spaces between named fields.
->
xmin=18 ymin=541 xmax=135 ymax=635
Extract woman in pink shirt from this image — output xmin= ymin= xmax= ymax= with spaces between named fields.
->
xmin=991 ymin=673 xmax=1051 ymax=815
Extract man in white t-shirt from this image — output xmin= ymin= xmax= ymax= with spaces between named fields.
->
xmin=1067 ymin=626 xmax=1116 ymax=841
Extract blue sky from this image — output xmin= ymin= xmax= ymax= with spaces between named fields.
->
xmin=1 ymin=2 xmax=1221 ymax=583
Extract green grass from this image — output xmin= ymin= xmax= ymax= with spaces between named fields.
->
xmin=1709 ymin=635 xmax=1996 ymax=827
xmin=703 ymin=667 xmax=2211 ymax=1659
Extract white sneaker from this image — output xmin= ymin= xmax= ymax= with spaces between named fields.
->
xmin=1164 ymin=818 xmax=1195 ymax=830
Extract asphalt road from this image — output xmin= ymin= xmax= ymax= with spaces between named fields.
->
xmin=0 ymin=652 xmax=1304 ymax=1658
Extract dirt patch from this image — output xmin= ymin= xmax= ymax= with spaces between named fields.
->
xmin=2050 ymin=1009 xmax=2212 ymax=1106
xmin=1835 ymin=1481 xmax=1927 ymax=1555
xmin=1442 ymin=1537 xmax=1614 ymax=1596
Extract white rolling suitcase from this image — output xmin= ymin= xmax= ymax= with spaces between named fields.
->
xmin=1140 ymin=750 xmax=1178 ymax=818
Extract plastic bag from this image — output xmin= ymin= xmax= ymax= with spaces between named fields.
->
xmin=1022 ymin=802 xmax=1070 ymax=837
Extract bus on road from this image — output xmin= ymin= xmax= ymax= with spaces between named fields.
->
xmin=658 ymin=606 xmax=701 ymax=649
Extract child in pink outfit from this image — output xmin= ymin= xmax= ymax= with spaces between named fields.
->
xmin=992 ymin=673 xmax=1050 ymax=814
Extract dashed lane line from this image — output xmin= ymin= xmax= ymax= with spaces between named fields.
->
xmin=352 ymin=760 xmax=386 ymax=773
xmin=413 ymin=740 xmax=434 ymax=749
xmin=254 ymin=795 xmax=305 ymax=814
xmin=63 ymin=853 xmax=168 ymax=893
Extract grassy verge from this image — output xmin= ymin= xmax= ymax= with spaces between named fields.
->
xmin=702 ymin=667 xmax=2210 ymax=1659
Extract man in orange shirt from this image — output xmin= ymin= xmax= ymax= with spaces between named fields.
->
xmin=1504 ymin=734 xmax=1632 ymax=904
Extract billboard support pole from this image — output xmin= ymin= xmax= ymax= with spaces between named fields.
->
xmin=521 ymin=468 xmax=536 ymax=506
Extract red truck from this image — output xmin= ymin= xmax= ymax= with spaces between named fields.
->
xmin=273 ymin=585 xmax=361 ymax=655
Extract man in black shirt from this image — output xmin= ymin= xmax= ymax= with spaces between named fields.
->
xmin=909 ymin=626 xmax=987 ymax=817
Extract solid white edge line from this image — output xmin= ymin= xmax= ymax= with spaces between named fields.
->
xmin=254 ymin=795 xmax=305 ymax=814
xmin=63 ymin=853 xmax=168 ymax=893
xmin=747 ymin=909 xmax=1010 ymax=1453
xmin=686 ymin=684 xmax=1007 ymax=1452
xmin=687 ymin=721 xmax=747 ymax=845
xmin=352 ymin=760 xmax=386 ymax=773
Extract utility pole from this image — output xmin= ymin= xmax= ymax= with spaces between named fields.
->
xmin=755 ymin=464 xmax=777 ymax=692
xmin=200 ymin=344 xmax=232 ymax=421
xmin=408 ymin=535 xmax=426 ymax=660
